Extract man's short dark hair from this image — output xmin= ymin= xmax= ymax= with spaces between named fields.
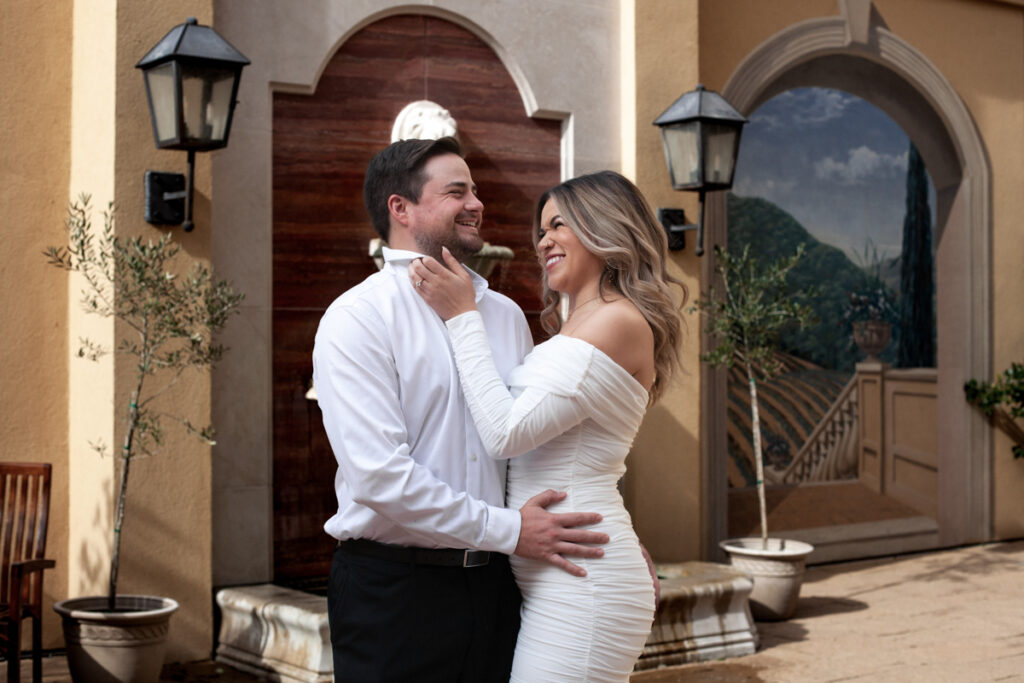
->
xmin=363 ymin=136 xmax=463 ymax=241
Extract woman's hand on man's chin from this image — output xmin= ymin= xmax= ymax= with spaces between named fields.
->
xmin=409 ymin=247 xmax=478 ymax=321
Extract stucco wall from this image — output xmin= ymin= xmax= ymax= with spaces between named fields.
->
xmin=644 ymin=0 xmax=1023 ymax=549
xmin=627 ymin=0 xmax=703 ymax=562
xmin=62 ymin=0 xmax=217 ymax=661
xmin=110 ymin=3 xmax=217 ymax=661
xmin=1 ymin=0 xmax=73 ymax=649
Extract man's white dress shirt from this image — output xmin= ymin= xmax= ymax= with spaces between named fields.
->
xmin=313 ymin=247 xmax=533 ymax=554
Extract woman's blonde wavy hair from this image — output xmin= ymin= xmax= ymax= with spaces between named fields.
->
xmin=533 ymin=170 xmax=686 ymax=403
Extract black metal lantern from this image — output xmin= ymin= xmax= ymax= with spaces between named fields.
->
xmin=136 ymin=17 xmax=250 ymax=231
xmin=653 ymin=84 xmax=747 ymax=255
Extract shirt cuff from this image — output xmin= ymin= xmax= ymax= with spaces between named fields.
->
xmin=483 ymin=505 xmax=522 ymax=555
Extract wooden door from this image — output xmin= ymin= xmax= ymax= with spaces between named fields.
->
xmin=272 ymin=14 xmax=561 ymax=583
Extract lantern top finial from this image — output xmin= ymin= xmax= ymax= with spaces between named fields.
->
xmin=653 ymin=84 xmax=747 ymax=128
xmin=135 ymin=17 xmax=250 ymax=70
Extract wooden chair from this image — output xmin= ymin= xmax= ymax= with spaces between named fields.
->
xmin=0 ymin=464 xmax=55 ymax=683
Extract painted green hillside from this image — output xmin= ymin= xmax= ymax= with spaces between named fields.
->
xmin=726 ymin=193 xmax=897 ymax=371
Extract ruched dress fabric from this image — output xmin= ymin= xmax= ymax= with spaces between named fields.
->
xmin=446 ymin=311 xmax=656 ymax=683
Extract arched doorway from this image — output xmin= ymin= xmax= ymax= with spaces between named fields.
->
xmin=703 ymin=13 xmax=991 ymax=561
xmin=270 ymin=13 xmax=561 ymax=584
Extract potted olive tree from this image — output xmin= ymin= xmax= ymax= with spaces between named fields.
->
xmin=691 ymin=243 xmax=816 ymax=620
xmin=47 ymin=195 xmax=242 ymax=682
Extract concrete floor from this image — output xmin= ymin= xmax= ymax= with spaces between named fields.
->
xmin=634 ymin=540 xmax=1024 ymax=682
xmin=9 ymin=540 xmax=1023 ymax=682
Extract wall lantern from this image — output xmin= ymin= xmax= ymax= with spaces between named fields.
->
xmin=653 ymin=84 xmax=747 ymax=256
xmin=136 ymin=17 xmax=250 ymax=232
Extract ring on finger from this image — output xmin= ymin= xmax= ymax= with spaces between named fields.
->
xmin=415 ymin=280 xmax=424 ymax=288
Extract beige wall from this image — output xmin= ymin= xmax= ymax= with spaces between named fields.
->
xmin=628 ymin=0 xmax=704 ymax=562
xmin=109 ymin=2 xmax=217 ymax=661
xmin=1 ymin=0 xmax=73 ymax=649
xmin=633 ymin=0 xmax=1023 ymax=554
xmin=63 ymin=4 xmax=224 ymax=661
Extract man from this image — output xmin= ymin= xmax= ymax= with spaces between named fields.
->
xmin=313 ymin=136 xmax=608 ymax=682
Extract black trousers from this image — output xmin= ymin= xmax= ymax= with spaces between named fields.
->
xmin=328 ymin=544 xmax=521 ymax=682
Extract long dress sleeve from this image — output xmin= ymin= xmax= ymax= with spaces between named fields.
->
xmin=446 ymin=310 xmax=591 ymax=460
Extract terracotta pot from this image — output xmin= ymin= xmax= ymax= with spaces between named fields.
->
xmin=53 ymin=595 xmax=178 ymax=683
xmin=852 ymin=320 xmax=892 ymax=359
xmin=719 ymin=538 xmax=814 ymax=620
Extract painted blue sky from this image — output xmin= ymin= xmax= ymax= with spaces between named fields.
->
xmin=732 ymin=87 xmax=933 ymax=262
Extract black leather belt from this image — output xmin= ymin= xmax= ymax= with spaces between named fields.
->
xmin=338 ymin=538 xmax=491 ymax=568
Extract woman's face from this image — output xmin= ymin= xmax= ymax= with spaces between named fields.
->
xmin=536 ymin=198 xmax=605 ymax=295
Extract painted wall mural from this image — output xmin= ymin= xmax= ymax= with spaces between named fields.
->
xmin=725 ymin=87 xmax=936 ymax=490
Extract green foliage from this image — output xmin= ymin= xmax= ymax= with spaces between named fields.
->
xmin=843 ymin=239 xmax=900 ymax=326
xmin=898 ymin=142 xmax=936 ymax=367
xmin=45 ymin=194 xmax=243 ymax=602
xmin=691 ymin=243 xmax=817 ymax=379
xmin=691 ymin=243 xmax=815 ymax=546
xmin=727 ymin=193 xmax=885 ymax=370
xmin=964 ymin=363 xmax=1024 ymax=459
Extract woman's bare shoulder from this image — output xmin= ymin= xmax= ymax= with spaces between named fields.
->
xmin=571 ymin=300 xmax=653 ymax=376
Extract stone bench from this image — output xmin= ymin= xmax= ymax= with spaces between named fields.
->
xmin=216 ymin=584 xmax=331 ymax=682
xmin=217 ymin=562 xmax=757 ymax=680
xmin=635 ymin=561 xmax=759 ymax=671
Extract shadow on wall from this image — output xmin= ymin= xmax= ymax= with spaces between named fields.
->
xmin=75 ymin=475 xmax=113 ymax=596
xmin=625 ymin=402 xmax=699 ymax=563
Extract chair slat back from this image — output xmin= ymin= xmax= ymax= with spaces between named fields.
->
xmin=0 ymin=464 xmax=52 ymax=605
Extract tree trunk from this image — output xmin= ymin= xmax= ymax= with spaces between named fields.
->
xmin=109 ymin=388 xmax=140 ymax=610
xmin=746 ymin=362 xmax=768 ymax=550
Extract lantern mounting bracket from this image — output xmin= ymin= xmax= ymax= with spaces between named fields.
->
xmin=143 ymin=149 xmax=196 ymax=232
xmin=658 ymin=189 xmax=706 ymax=256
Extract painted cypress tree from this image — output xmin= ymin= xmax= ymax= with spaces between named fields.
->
xmin=897 ymin=142 xmax=935 ymax=367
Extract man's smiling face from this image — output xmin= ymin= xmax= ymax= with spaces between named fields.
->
xmin=406 ymin=153 xmax=484 ymax=261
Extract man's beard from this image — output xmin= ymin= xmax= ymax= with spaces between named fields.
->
xmin=414 ymin=229 xmax=482 ymax=262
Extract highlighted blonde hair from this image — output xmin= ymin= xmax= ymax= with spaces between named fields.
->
xmin=534 ymin=171 xmax=686 ymax=402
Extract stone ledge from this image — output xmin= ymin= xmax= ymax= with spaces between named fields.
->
xmin=781 ymin=516 xmax=940 ymax=564
xmin=215 ymin=584 xmax=331 ymax=682
xmin=635 ymin=561 xmax=758 ymax=671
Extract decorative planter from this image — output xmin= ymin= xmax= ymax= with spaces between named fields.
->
xmin=719 ymin=538 xmax=814 ymax=621
xmin=852 ymin=320 xmax=892 ymax=359
xmin=53 ymin=595 xmax=179 ymax=683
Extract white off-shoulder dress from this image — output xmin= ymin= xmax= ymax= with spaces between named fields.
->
xmin=446 ymin=311 xmax=656 ymax=683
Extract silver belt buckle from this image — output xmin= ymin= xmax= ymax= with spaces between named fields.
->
xmin=463 ymin=550 xmax=490 ymax=567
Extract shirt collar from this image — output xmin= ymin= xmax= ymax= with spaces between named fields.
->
xmin=382 ymin=246 xmax=489 ymax=303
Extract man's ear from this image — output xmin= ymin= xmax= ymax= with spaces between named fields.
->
xmin=388 ymin=194 xmax=412 ymax=228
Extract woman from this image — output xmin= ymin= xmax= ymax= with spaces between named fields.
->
xmin=410 ymin=170 xmax=685 ymax=682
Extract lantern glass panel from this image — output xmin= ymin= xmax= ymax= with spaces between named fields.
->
xmin=145 ymin=62 xmax=179 ymax=145
xmin=181 ymin=64 xmax=237 ymax=145
xmin=702 ymin=122 xmax=740 ymax=189
xmin=660 ymin=121 xmax=701 ymax=190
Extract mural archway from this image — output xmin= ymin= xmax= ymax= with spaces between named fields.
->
xmin=701 ymin=11 xmax=991 ymax=560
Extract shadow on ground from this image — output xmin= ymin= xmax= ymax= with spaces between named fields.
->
xmin=161 ymin=661 xmax=261 ymax=682
xmin=791 ymin=595 xmax=867 ymax=619
xmin=632 ymin=660 xmax=767 ymax=682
